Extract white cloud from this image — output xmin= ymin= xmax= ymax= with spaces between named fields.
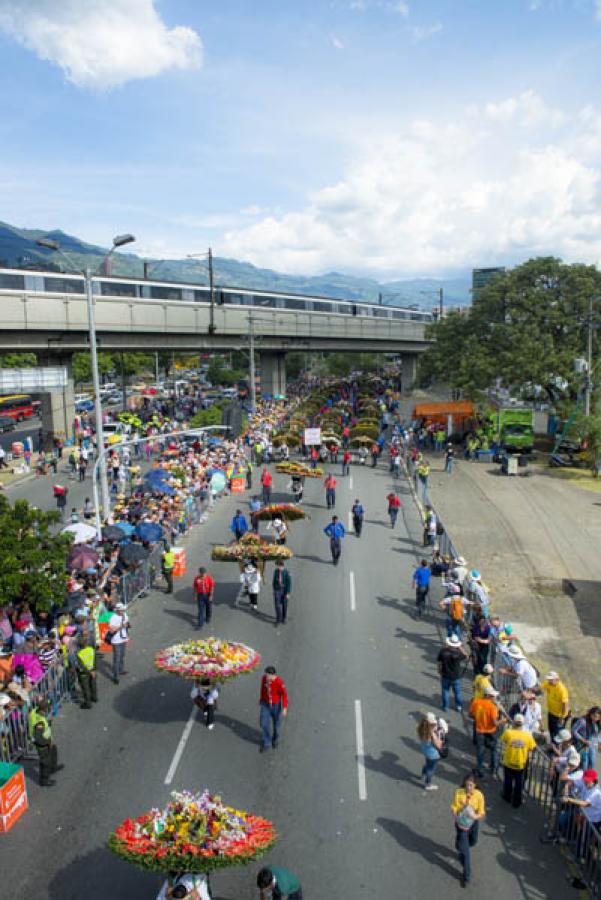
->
xmin=331 ymin=35 xmax=345 ymax=49
xmin=221 ymin=93 xmax=601 ymax=277
xmin=0 ymin=0 xmax=202 ymax=89
xmin=408 ymin=22 xmax=443 ymax=42
xmin=481 ymin=90 xmax=565 ymax=127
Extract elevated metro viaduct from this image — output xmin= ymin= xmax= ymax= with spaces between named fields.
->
xmin=0 ymin=283 xmax=431 ymax=436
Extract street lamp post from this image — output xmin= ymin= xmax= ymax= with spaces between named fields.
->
xmin=248 ymin=311 xmax=257 ymax=411
xmin=36 ymin=233 xmax=135 ymax=521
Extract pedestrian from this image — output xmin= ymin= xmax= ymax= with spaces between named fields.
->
xmin=541 ymin=670 xmax=570 ymax=740
xmin=193 ymin=567 xmax=215 ymax=629
xmin=257 ymin=865 xmax=302 ymax=899
xmin=191 ymin=678 xmax=219 ymax=731
xmin=417 ymin=711 xmax=444 ymax=791
xmin=412 ymin=559 xmax=431 ymax=617
xmin=272 ymin=559 xmax=291 ymax=625
xmin=82 ymin=497 xmax=94 ymax=521
xmin=108 ymin=601 xmax=130 ymax=685
xmin=437 ymin=635 xmax=469 ymax=713
xmin=310 ymin=447 xmax=319 ymax=469
xmin=471 ymin=607 xmax=492 ymax=675
xmin=78 ymin=455 xmax=87 ymax=482
xmin=249 ymin=495 xmax=261 ymax=532
xmin=54 ymin=485 xmax=68 ymax=521
xmin=29 ymin=698 xmax=64 ymax=787
xmin=267 ymin=516 xmax=288 ymax=545
xmin=572 ymin=707 xmax=601 ymax=769
xmin=230 ymin=509 xmax=249 ymax=541
xmin=291 ymin=474 xmax=304 ymax=503
xmin=162 ymin=546 xmax=175 ymax=594
xmin=342 ymin=448 xmax=351 ymax=476
xmin=499 ymin=645 xmax=539 ymax=693
xmin=508 ymin=690 xmax=543 ymax=736
xmin=386 ymin=491 xmax=401 ymax=528
xmin=472 ymin=663 xmax=495 ymax=700
xmin=246 ymin=460 xmax=253 ymax=489
xmin=371 ymin=442 xmax=379 ymax=467
xmin=559 ymin=769 xmax=601 ymax=861
xmin=451 ymin=774 xmax=486 ymax=888
xmin=417 ymin=460 xmax=430 ymax=501
xmin=241 ymin=562 xmax=262 ymax=611
xmin=259 ymin=665 xmax=288 ymax=753
xmin=438 ymin=584 xmax=467 ymax=638
xmin=158 ymin=872 xmax=213 ymax=899
xmin=445 ymin=442 xmax=455 ymax=474
xmin=0 ymin=445 xmax=6 ymax=469
xmin=75 ymin=634 xmax=97 ymax=709
xmin=324 ymin=515 xmax=345 ymax=565
xmin=500 ymin=712 xmax=536 ymax=808
xmin=260 ymin=466 xmax=273 ymax=504
xmin=324 ymin=473 xmax=337 ymax=509
xmin=468 ymin=684 xmax=502 ymax=777
xmin=351 ymin=499 xmax=365 ymax=537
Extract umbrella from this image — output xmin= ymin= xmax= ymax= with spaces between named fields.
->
xmin=146 ymin=467 xmax=169 ymax=479
xmin=102 ymin=524 xmax=126 ymax=542
xmin=67 ymin=544 xmax=100 ymax=570
xmin=115 ymin=521 xmax=135 ymax=536
xmin=61 ymin=522 xmax=97 ymax=544
xmin=210 ymin=472 xmax=227 ymax=494
xmin=119 ymin=543 xmax=149 ymax=566
xmin=145 ymin=471 xmax=170 ymax=485
xmin=150 ymin=480 xmax=176 ymax=496
xmin=135 ymin=522 xmax=163 ymax=542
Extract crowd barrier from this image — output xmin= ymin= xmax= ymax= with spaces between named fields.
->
xmin=427 ymin=497 xmax=601 ymax=895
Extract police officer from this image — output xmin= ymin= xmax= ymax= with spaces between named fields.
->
xmin=30 ymin=699 xmax=63 ymax=786
xmin=76 ymin=634 xmax=97 ymax=709
xmin=162 ymin=546 xmax=175 ymax=594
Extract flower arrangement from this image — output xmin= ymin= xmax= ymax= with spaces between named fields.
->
xmin=254 ymin=503 xmax=306 ymax=521
xmin=155 ymin=638 xmax=261 ymax=681
xmin=276 ymin=462 xmax=323 ymax=478
xmin=108 ymin=790 xmax=276 ymax=874
xmin=212 ymin=534 xmax=293 ymax=562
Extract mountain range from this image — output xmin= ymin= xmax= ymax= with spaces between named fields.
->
xmin=0 ymin=220 xmax=472 ymax=309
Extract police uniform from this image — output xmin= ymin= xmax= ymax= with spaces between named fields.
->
xmin=29 ymin=705 xmax=60 ymax=786
xmin=76 ymin=642 xmax=97 ymax=708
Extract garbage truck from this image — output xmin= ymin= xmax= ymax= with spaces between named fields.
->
xmin=489 ymin=406 xmax=534 ymax=452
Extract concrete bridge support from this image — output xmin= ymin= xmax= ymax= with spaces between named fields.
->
xmin=36 ymin=352 xmax=75 ymax=445
xmin=400 ymin=353 xmax=418 ymax=391
xmin=259 ymin=351 xmax=287 ymax=398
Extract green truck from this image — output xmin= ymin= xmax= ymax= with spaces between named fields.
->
xmin=488 ymin=406 xmax=535 ymax=452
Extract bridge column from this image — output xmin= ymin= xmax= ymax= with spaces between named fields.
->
xmin=258 ymin=351 xmax=287 ymax=398
xmin=400 ymin=353 xmax=418 ymax=391
xmin=36 ymin=352 xmax=75 ymax=446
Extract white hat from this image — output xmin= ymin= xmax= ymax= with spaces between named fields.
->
xmin=0 ymin=693 xmax=11 ymax=707
xmin=567 ymin=747 xmax=581 ymax=767
xmin=114 ymin=601 xmax=126 ymax=611
xmin=483 ymin=664 xmax=494 ymax=674
xmin=425 ymin=712 xmax=438 ymax=725
xmin=245 ymin=562 xmax=256 ymax=572
xmin=506 ymin=646 xmax=523 ymax=659
xmin=513 ymin=713 xmax=525 ymax=725
xmin=553 ymin=728 xmax=572 ymax=743
xmin=273 ymin=517 xmax=282 ymax=526
xmin=484 ymin=685 xmax=499 ymax=697
xmin=545 ymin=671 xmax=560 ymax=681
xmin=454 ymin=556 xmax=467 ymax=566
xmin=446 ymin=635 xmax=461 ymax=647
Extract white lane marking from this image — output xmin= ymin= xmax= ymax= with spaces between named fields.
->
xmin=350 ymin=570 xmax=356 ymax=612
xmin=348 ymin=511 xmax=353 ymax=531
xmin=349 ymin=475 xmax=354 ymax=489
xmin=354 ymin=699 xmax=367 ymax=801
xmin=164 ymin=705 xmax=197 ymax=785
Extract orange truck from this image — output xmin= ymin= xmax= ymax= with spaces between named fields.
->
xmin=412 ymin=401 xmax=475 ymax=438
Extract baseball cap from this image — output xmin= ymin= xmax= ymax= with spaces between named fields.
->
xmin=583 ymin=769 xmax=598 ymax=783
xmin=513 ymin=713 xmax=525 ymax=725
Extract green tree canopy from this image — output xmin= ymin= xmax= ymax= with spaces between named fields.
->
xmin=0 ymin=496 xmax=70 ymax=613
xmin=418 ymin=257 xmax=601 ymax=399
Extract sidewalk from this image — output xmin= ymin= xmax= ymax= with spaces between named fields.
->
xmin=421 ymin=451 xmax=601 ymax=709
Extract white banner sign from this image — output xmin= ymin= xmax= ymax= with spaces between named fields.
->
xmin=304 ymin=427 xmax=322 ymax=446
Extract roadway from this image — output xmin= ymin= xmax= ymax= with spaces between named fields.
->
xmin=0 ymin=462 xmax=567 ymax=898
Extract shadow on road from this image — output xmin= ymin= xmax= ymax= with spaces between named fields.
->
xmin=381 ymin=678 xmax=436 ymax=708
xmin=215 ymin=712 xmax=262 ymax=746
xmin=113 ymin=674 xmax=190 ymax=723
xmin=377 ymin=816 xmax=461 ymax=881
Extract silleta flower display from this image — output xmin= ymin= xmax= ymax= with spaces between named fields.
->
xmin=155 ymin=638 xmax=261 ymax=682
xmin=254 ymin=503 xmax=306 ymax=521
xmin=108 ymin=789 xmax=277 ymax=873
xmin=276 ymin=462 xmax=323 ymax=477
xmin=211 ymin=533 xmax=293 ymax=562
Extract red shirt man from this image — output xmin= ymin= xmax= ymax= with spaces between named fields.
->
xmin=193 ymin=567 xmax=215 ymax=628
xmin=387 ymin=492 xmax=401 ymax=510
xmin=260 ymin=468 xmax=272 ymax=487
xmin=342 ymin=450 xmax=351 ymax=464
xmin=259 ymin=666 xmax=289 ymax=752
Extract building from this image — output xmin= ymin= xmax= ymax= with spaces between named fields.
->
xmin=472 ymin=267 xmax=505 ymax=301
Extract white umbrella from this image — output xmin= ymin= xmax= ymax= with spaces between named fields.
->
xmin=61 ymin=522 xmax=97 ymax=544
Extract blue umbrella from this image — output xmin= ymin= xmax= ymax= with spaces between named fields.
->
xmin=207 ymin=437 xmax=222 ymax=446
xmin=146 ymin=467 xmax=169 ymax=478
xmin=151 ymin=480 xmax=176 ymax=496
xmin=116 ymin=521 xmax=135 ymax=536
xmin=135 ymin=522 xmax=163 ymax=542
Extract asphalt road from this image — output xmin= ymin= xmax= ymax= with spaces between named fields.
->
xmin=0 ymin=418 xmax=41 ymax=453
xmin=0 ymin=462 xmax=568 ymax=899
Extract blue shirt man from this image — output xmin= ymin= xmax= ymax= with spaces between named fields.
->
xmin=413 ymin=560 xmax=431 ymax=616
xmin=324 ymin=516 xmax=346 ymax=565
xmin=230 ymin=510 xmax=248 ymax=540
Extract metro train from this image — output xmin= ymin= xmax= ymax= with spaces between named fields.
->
xmin=0 ymin=268 xmax=432 ymax=323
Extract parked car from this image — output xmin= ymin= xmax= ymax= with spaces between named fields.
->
xmin=0 ymin=415 xmax=15 ymax=433
xmin=75 ymin=400 xmax=95 ymax=413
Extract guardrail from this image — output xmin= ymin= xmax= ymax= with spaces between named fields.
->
xmin=422 ymin=492 xmax=599 ymax=895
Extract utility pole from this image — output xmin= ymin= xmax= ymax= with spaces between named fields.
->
xmin=85 ymin=267 xmax=110 ymax=518
xmin=585 ymin=296 xmax=594 ymax=417
xmin=208 ymin=247 xmax=216 ymax=335
xmin=248 ymin=311 xmax=257 ymax=411
xmin=155 ymin=351 xmax=159 ymax=384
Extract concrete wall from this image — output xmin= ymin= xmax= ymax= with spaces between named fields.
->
xmin=37 ymin=354 xmax=75 ymax=444
xmin=259 ymin=351 xmax=287 ymax=397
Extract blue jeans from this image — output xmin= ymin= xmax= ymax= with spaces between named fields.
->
xmin=475 ymin=732 xmax=498 ymax=774
xmin=389 ymin=507 xmax=398 ymax=528
xmin=273 ymin=589 xmax=288 ymax=623
xmin=446 ymin=618 xmax=462 ymax=639
xmin=441 ymin=677 xmax=462 ymax=711
xmin=260 ymin=701 xmax=282 ymax=747
xmin=326 ymin=488 xmax=336 ymax=508
xmin=446 ymin=457 xmax=454 ymax=473
xmin=422 ymin=756 xmax=439 ymax=785
xmin=455 ymin=821 xmax=479 ymax=882
xmin=196 ymin=594 xmax=212 ymax=627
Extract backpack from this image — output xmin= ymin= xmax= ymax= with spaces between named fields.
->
xmin=450 ymin=597 xmax=464 ymax=621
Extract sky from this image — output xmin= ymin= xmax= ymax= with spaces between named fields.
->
xmin=1 ymin=0 xmax=601 ymax=279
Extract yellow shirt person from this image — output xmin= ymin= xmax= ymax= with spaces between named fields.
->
xmin=500 ymin=725 xmax=536 ymax=770
xmin=541 ymin=673 xmax=569 ymax=718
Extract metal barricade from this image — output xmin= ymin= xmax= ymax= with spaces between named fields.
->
xmin=0 ymin=706 xmax=32 ymax=763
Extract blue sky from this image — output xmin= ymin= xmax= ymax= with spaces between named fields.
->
xmin=1 ymin=0 xmax=601 ymax=278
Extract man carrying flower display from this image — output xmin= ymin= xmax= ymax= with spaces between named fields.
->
xmin=157 ymin=872 xmax=212 ymax=899
xmin=259 ymin=665 xmax=289 ymax=752
xmin=257 ymin=865 xmax=302 ymax=899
